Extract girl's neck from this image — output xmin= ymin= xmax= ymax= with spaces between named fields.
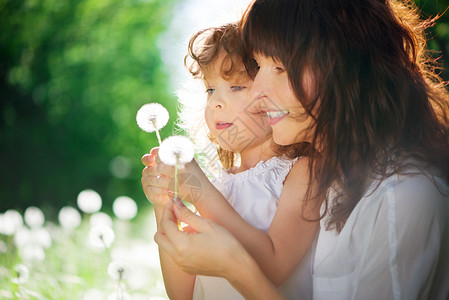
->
xmin=234 ymin=141 xmax=277 ymax=174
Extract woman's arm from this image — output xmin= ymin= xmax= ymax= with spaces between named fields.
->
xmin=141 ymin=154 xmax=196 ymax=299
xmin=148 ymin=150 xmax=320 ymax=285
xmin=155 ymin=201 xmax=286 ymax=300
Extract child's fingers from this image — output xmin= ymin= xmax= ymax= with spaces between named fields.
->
xmin=141 ymin=154 xmax=155 ymax=166
xmin=156 ymin=161 xmax=175 ymax=177
xmin=150 ymin=147 xmax=159 ymax=156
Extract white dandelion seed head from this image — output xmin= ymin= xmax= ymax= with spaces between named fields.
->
xmin=0 ymin=210 xmax=23 ymax=235
xmin=90 ymin=212 xmax=113 ymax=228
xmin=159 ymin=136 xmax=194 ymax=167
xmin=136 ymin=103 xmax=169 ymax=133
xmin=14 ymin=227 xmax=31 ymax=248
xmin=107 ymin=291 xmax=131 ymax=300
xmin=11 ymin=264 xmax=29 ymax=285
xmin=15 ymin=227 xmax=52 ymax=249
xmin=107 ymin=260 xmax=131 ymax=281
xmin=77 ymin=189 xmax=102 ymax=214
xmin=112 ymin=196 xmax=138 ymax=220
xmin=88 ymin=225 xmax=115 ymax=249
xmin=24 ymin=206 xmax=45 ymax=228
xmin=31 ymin=227 xmax=52 ymax=249
xmin=58 ymin=206 xmax=81 ymax=230
xmin=20 ymin=244 xmax=45 ymax=261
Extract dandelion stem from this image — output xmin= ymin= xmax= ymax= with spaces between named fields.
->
xmin=174 ymin=162 xmax=178 ymax=201
xmin=99 ymin=234 xmax=112 ymax=259
xmin=174 ymin=155 xmax=182 ymax=230
xmin=151 ymin=119 xmax=162 ymax=145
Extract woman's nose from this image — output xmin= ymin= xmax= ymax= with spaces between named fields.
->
xmin=250 ymin=70 xmax=265 ymax=100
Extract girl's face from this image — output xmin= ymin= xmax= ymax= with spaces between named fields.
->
xmin=204 ymin=56 xmax=272 ymax=154
xmin=251 ymin=54 xmax=315 ymax=146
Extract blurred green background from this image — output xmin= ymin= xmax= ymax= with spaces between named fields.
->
xmin=1 ymin=0 xmax=448 ymax=218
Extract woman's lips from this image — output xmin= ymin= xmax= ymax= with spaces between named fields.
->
xmin=266 ymin=110 xmax=289 ymax=126
xmin=216 ymin=122 xmax=233 ymax=130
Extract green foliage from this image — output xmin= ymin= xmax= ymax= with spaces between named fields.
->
xmin=0 ymin=0 xmax=180 ymax=215
xmin=415 ymin=0 xmax=449 ymax=80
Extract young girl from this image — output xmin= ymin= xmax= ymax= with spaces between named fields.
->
xmin=154 ymin=0 xmax=449 ymax=299
xmin=141 ymin=23 xmax=320 ymax=299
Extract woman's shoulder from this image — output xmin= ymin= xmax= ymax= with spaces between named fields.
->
xmin=364 ymin=168 xmax=449 ymax=219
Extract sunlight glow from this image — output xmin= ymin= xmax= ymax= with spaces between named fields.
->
xmin=159 ymin=0 xmax=252 ymax=89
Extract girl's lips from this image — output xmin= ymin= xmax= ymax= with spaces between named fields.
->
xmin=216 ymin=122 xmax=233 ymax=130
xmin=266 ymin=110 xmax=289 ymax=126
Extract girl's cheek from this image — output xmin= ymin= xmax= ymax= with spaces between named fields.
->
xmin=204 ymin=109 xmax=214 ymax=132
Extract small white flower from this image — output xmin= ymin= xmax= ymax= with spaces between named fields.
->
xmin=14 ymin=227 xmax=31 ymax=248
xmin=77 ymin=189 xmax=102 ymax=214
xmin=90 ymin=212 xmax=113 ymax=228
xmin=32 ymin=227 xmax=52 ymax=249
xmin=11 ymin=264 xmax=29 ymax=284
xmin=107 ymin=260 xmax=131 ymax=280
xmin=20 ymin=244 xmax=45 ymax=261
xmin=58 ymin=206 xmax=81 ymax=230
xmin=107 ymin=291 xmax=131 ymax=300
xmin=159 ymin=135 xmax=194 ymax=167
xmin=24 ymin=207 xmax=45 ymax=228
xmin=112 ymin=196 xmax=138 ymax=220
xmin=0 ymin=210 xmax=23 ymax=235
xmin=89 ymin=225 xmax=115 ymax=249
xmin=136 ymin=103 xmax=169 ymax=133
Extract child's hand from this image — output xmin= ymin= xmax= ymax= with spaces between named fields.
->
xmin=148 ymin=148 xmax=208 ymax=206
xmin=141 ymin=147 xmax=171 ymax=207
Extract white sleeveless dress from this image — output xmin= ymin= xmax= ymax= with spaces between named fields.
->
xmin=193 ymin=156 xmax=314 ymax=300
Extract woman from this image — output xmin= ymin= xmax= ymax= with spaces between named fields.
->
xmin=154 ymin=0 xmax=449 ymax=298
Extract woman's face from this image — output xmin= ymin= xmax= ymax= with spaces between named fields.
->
xmin=251 ymin=54 xmax=315 ymax=146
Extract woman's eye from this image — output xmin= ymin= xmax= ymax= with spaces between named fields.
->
xmin=205 ymin=88 xmax=215 ymax=95
xmin=231 ymin=86 xmax=245 ymax=91
xmin=275 ymin=66 xmax=285 ymax=73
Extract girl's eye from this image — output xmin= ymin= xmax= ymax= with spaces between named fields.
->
xmin=206 ymin=88 xmax=215 ymax=95
xmin=231 ymin=86 xmax=245 ymax=91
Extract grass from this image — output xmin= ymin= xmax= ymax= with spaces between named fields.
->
xmin=0 ymin=206 xmax=168 ymax=300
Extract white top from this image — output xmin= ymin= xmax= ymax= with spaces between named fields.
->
xmin=313 ymin=170 xmax=449 ymax=300
xmin=193 ymin=156 xmax=314 ymax=300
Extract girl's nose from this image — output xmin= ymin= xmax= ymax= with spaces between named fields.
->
xmin=208 ymin=92 xmax=225 ymax=109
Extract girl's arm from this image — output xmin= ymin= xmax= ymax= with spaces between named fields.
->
xmin=195 ymin=157 xmax=320 ymax=285
xmin=149 ymin=152 xmax=320 ymax=286
xmin=141 ymin=154 xmax=196 ymax=299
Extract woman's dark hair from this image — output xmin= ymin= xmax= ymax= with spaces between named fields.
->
xmin=240 ymin=0 xmax=449 ymax=231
